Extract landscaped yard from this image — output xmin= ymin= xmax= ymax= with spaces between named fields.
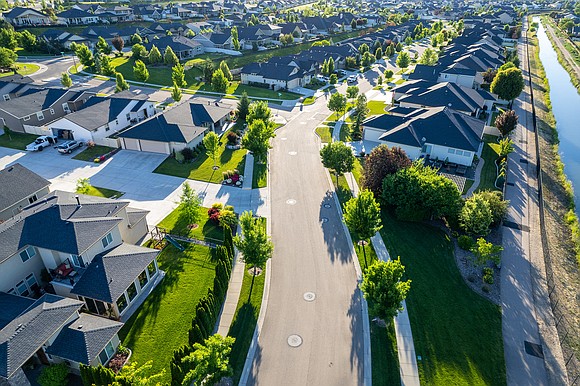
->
xmin=379 ymin=212 xmax=506 ymax=385
xmin=490 ymin=109 xmax=505 ymax=127
xmin=367 ymin=101 xmax=388 ymax=115
xmin=315 ymin=125 xmax=333 ymax=143
xmin=154 ymin=134 xmax=247 ymax=184
xmin=477 ymin=135 xmax=501 ymax=192
xmin=119 ymin=243 xmax=217 ymax=383
xmin=72 ymin=145 xmax=116 ymax=162
xmin=157 ymin=205 xmax=225 ymax=242
xmin=82 ymin=185 xmax=123 ymax=199
xmin=252 ymin=158 xmax=268 ymax=189
xmin=0 ymin=63 xmax=40 ymax=78
xmin=0 ymin=132 xmax=39 ymax=150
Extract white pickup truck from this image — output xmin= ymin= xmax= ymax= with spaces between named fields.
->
xmin=25 ymin=135 xmax=58 ymax=151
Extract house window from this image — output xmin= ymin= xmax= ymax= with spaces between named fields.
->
xmin=105 ymin=125 xmax=110 ymax=131
xmin=16 ymin=280 xmax=29 ymax=297
xmin=50 ymin=108 xmax=55 ymax=115
xmin=126 ymin=282 xmax=138 ymax=302
xmin=62 ymin=103 xmax=71 ymax=113
xmin=147 ymin=261 xmax=157 ymax=277
xmin=116 ymin=294 xmax=128 ymax=313
xmin=25 ymin=273 xmax=37 ymax=288
xmin=98 ymin=341 xmax=115 ymax=364
xmin=28 ymin=194 xmax=38 ymax=204
xmin=20 ymin=246 xmax=36 ymax=262
xmin=23 ymin=115 xmax=31 ymax=121
xmin=37 ymin=112 xmax=44 ymax=121
xmin=456 ymin=150 xmax=463 ymax=156
xmin=7 ymin=288 xmax=16 ymax=295
xmin=70 ymin=254 xmax=85 ymax=268
xmin=463 ymin=151 xmax=471 ymax=157
xmin=115 ymin=119 xmax=119 ymax=125
xmin=138 ymin=270 xmax=148 ymax=288
xmin=126 ymin=113 xmax=130 ymax=121
xmin=101 ymin=232 xmax=113 ymax=248
xmin=448 ymin=149 xmax=455 ymax=154
xmin=3 ymin=94 xmax=9 ymax=101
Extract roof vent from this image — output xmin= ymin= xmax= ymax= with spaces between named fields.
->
xmin=77 ymin=324 xmax=83 ymax=330
xmin=75 ymin=195 xmax=81 ymax=207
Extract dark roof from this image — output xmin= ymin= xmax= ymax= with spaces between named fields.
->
xmin=62 ymin=95 xmax=146 ymax=131
xmin=71 ymin=243 xmax=158 ymax=303
xmin=407 ymin=64 xmax=442 ymax=82
xmin=2 ymin=7 xmax=47 ymax=19
xmin=241 ymin=62 xmax=307 ymax=81
xmin=0 ymin=191 xmax=129 ymax=263
xmin=46 ymin=313 xmax=122 ymax=364
xmin=0 ymin=88 xmax=72 ymax=117
xmin=144 ymin=36 xmax=201 ymax=53
xmin=0 ymin=293 xmax=82 ymax=379
xmin=0 ymin=163 xmax=50 ymax=213
xmin=57 ymin=8 xmax=96 ymax=18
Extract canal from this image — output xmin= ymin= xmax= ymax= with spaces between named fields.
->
xmin=536 ymin=19 xmax=580 ymax=208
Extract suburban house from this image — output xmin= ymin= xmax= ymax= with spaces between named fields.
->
xmin=1 ymin=7 xmax=52 ymax=26
xmin=40 ymin=30 xmax=89 ymax=50
xmin=118 ymin=101 xmax=232 ymax=154
xmin=144 ymin=36 xmax=204 ymax=60
xmin=241 ymin=61 xmax=313 ymax=90
xmin=362 ymin=106 xmax=485 ymax=166
xmin=56 ymin=8 xmax=100 ymax=25
xmin=45 ymin=92 xmax=155 ymax=143
xmin=0 ymin=78 xmax=36 ymax=102
xmin=0 ymin=88 xmax=93 ymax=133
xmin=0 ymin=163 xmax=50 ymax=222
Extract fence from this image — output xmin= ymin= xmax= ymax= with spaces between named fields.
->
xmin=525 ymin=24 xmax=580 ymax=385
xmin=23 ymin=125 xmax=52 ymax=136
xmin=93 ymin=137 xmax=120 ymax=148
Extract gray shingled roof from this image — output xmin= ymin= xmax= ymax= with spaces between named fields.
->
xmin=0 ymin=293 xmax=82 ymax=379
xmin=71 ymin=243 xmax=159 ymax=303
xmin=0 ymin=191 xmax=129 ymax=263
xmin=0 ymin=88 xmax=71 ymax=118
xmin=46 ymin=313 xmax=123 ymax=364
xmin=0 ymin=164 xmax=50 ymax=213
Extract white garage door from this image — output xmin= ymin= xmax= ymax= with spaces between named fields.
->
xmin=123 ymin=138 xmax=140 ymax=151
xmin=139 ymin=140 xmax=169 ymax=154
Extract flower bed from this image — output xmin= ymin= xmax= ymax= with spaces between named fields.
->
xmin=222 ymin=169 xmax=244 ymax=187
xmin=107 ymin=346 xmax=131 ymax=373
xmin=94 ymin=147 xmax=121 ymax=163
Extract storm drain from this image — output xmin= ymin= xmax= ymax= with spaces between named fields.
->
xmin=524 ymin=341 xmax=544 ymax=358
xmin=286 ymin=199 xmax=297 ymax=205
xmin=321 ymin=217 xmax=329 ymax=223
xmin=303 ymin=292 xmax=316 ymax=302
xmin=323 ymin=204 xmax=331 ymax=208
xmin=288 ymin=335 xmax=303 ymax=347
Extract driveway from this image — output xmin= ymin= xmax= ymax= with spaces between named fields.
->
xmin=0 ymin=147 xmax=268 ymax=226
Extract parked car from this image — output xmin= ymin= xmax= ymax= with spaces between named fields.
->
xmin=25 ymin=135 xmax=58 ymax=151
xmin=57 ymin=140 xmax=84 ymax=154
xmin=337 ymin=69 xmax=347 ymax=76
xmin=347 ymin=75 xmax=357 ymax=83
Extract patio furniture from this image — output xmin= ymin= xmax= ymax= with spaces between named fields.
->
xmin=457 ymin=165 xmax=467 ymax=176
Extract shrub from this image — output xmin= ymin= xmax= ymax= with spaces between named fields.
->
xmin=458 ymin=235 xmax=474 ymax=250
xmin=219 ymin=208 xmax=238 ymax=228
xmin=227 ymin=131 xmax=238 ymax=145
xmin=482 ymin=285 xmax=490 ymax=293
xmin=467 ymin=274 xmax=476 ymax=283
xmin=181 ymin=147 xmax=194 ymax=162
xmin=482 ymin=267 xmax=494 ymax=284
xmin=175 ymin=150 xmax=185 ymax=163
xmin=37 ymin=364 xmax=68 ymax=386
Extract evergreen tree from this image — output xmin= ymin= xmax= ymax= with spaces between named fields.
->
xmin=148 ymin=44 xmax=162 ymax=64
xmin=115 ymin=72 xmax=129 ymax=93
xmin=171 ymin=81 xmax=182 ymax=102
xmin=172 ymin=62 xmax=187 ymax=87
xmin=164 ymin=46 xmax=179 ymax=66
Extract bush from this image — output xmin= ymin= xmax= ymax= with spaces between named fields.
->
xmin=37 ymin=364 xmax=68 ymax=386
xmin=181 ymin=147 xmax=194 ymax=162
xmin=458 ymin=235 xmax=474 ymax=250
xmin=482 ymin=285 xmax=490 ymax=293
xmin=467 ymin=274 xmax=476 ymax=283
xmin=483 ymin=267 xmax=494 ymax=284
xmin=227 ymin=131 xmax=238 ymax=145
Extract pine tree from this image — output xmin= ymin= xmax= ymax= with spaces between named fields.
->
xmin=148 ymin=44 xmax=162 ymax=64
xmin=164 ymin=46 xmax=179 ymax=66
xmin=115 ymin=72 xmax=129 ymax=93
xmin=171 ymin=81 xmax=182 ymax=102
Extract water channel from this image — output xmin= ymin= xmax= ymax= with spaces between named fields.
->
xmin=535 ymin=18 xmax=580 ymax=209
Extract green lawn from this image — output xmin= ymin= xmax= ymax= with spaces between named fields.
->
xmin=157 ymin=205 xmax=225 ymax=242
xmin=339 ymin=123 xmax=352 ymax=142
xmin=462 ymin=179 xmax=475 ymax=195
xmin=371 ymin=319 xmax=400 ymax=386
xmin=367 ymin=101 xmax=388 ymax=115
xmin=303 ymin=96 xmax=315 ymax=105
xmin=252 ymin=159 xmax=268 ymax=189
xmin=477 ymin=136 xmax=501 ymax=192
xmin=489 ymin=109 xmax=504 ymax=127
xmin=315 ymin=126 xmax=333 ymax=143
xmin=352 ymin=157 xmax=364 ymax=185
xmin=72 ymin=145 xmax=116 ymax=162
xmin=332 ymin=174 xmax=352 ymax=210
xmin=82 ymin=186 xmax=123 ymax=199
xmin=379 ymin=212 xmax=506 ymax=385
xmin=0 ymin=132 xmax=39 ymax=150
xmin=154 ymin=137 xmax=247 ymax=184
xmin=118 ymin=244 xmax=216 ymax=383
xmin=0 ymin=63 xmax=40 ymax=78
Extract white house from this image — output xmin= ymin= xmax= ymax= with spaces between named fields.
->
xmin=2 ymin=7 xmax=52 ymax=26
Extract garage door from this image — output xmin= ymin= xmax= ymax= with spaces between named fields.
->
xmin=139 ymin=140 xmax=169 ymax=154
xmin=123 ymin=138 xmax=140 ymax=151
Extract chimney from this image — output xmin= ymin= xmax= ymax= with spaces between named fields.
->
xmin=75 ymin=195 xmax=81 ymax=207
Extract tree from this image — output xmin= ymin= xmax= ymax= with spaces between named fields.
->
xmin=362 ymin=145 xmax=411 ymax=197
xmin=171 ymin=81 xmax=182 ymax=102
xmin=396 ymin=51 xmax=410 ymax=69
xmin=327 ymin=57 xmax=335 ymax=75
xmin=219 ymin=60 xmax=232 ymax=81
xmin=60 ymin=72 xmax=72 ymax=88
xmin=329 ymin=73 xmax=338 ymax=84
xmin=131 ymin=33 xmax=142 ymax=45
xmin=382 ymin=161 xmax=461 ymax=221
xmin=344 ymin=190 xmax=382 ymax=269
xmin=320 ymin=141 xmax=355 ymax=186
xmin=211 ymin=69 xmax=228 ymax=93
xmin=242 ymin=119 xmax=275 ymax=163
xmin=133 ymin=59 xmax=149 ymax=83
xmin=499 ymin=62 xmax=515 ymax=71
xmin=0 ymin=47 xmax=18 ymax=69
xmin=37 ymin=363 xmax=68 ymax=386
xmin=419 ymin=47 xmax=438 ymax=66
xmin=384 ymin=69 xmax=394 ymax=79
xmin=360 ymin=258 xmax=411 ymax=321
xmin=100 ymin=54 xmax=115 ymax=76
xmin=164 ymin=46 xmax=179 ymax=66
xmin=234 ymin=211 xmax=273 ymax=286
xmin=247 ymin=100 xmax=271 ymax=124
xmin=470 ymin=238 xmax=503 ymax=266
xmin=0 ymin=29 xmax=17 ymax=50
xmin=172 ymin=63 xmax=187 ymax=88
xmin=345 ymin=56 xmax=357 ymax=69
xmin=131 ymin=44 xmax=147 ymax=60
xmin=395 ymin=42 xmax=402 ymax=52
xmin=494 ymin=109 xmax=518 ymax=137
xmin=237 ymin=91 xmax=250 ymax=121
xmin=482 ymin=68 xmax=497 ymax=84
xmin=361 ymin=51 xmax=376 ymax=67
xmin=96 ymin=36 xmax=111 ymax=54
xmin=490 ymin=67 xmax=524 ymax=103
xmin=351 ymin=19 xmax=357 ymax=30
xmin=18 ymin=30 xmax=36 ymax=51
xmin=231 ymin=26 xmax=240 ymax=50
xmin=476 ymin=190 xmax=508 ymax=225
xmin=74 ymin=43 xmax=94 ymax=68
xmin=180 ymin=182 xmax=202 ymax=226
xmin=375 ymin=47 xmax=383 ymax=59
xmin=148 ymin=44 xmax=162 ymax=64
xmin=460 ymin=194 xmax=493 ymax=235
xmin=346 ymin=85 xmax=359 ymax=100
xmin=203 ymin=131 xmax=220 ymax=169
xmin=115 ymin=72 xmax=129 ymax=93
xmin=202 ymin=59 xmax=214 ymax=83
xmin=181 ymin=334 xmax=235 ymax=386
xmin=327 ymin=92 xmax=347 ymax=120
xmin=312 ymin=39 xmax=331 ymax=47
xmin=112 ymin=36 xmax=124 ymax=53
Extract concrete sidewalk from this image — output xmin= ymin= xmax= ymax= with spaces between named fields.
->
xmin=215 ymin=244 xmax=246 ymax=336
xmin=344 ymin=171 xmax=421 ymax=386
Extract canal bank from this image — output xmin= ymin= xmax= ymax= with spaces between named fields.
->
xmin=529 ymin=17 xmax=580 ymax=382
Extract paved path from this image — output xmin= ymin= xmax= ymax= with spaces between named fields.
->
xmin=463 ymin=158 xmax=485 ymax=197
xmin=543 ymin=20 xmax=580 ymax=82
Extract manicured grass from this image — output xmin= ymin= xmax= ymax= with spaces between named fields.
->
xmin=72 ymin=145 xmax=116 ymax=162
xmin=109 ymin=55 xmax=201 ymax=86
xmin=252 ymin=159 xmax=268 ymax=189
xmin=228 ymin=267 xmax=266 ymax=384
xmin=0 ymin=132 xmax=39 ymax=150
xmin=367 ymin=100 xmax=388 ymax=115
xmin=379 ymin=212 xmax=506 ymax=385
xmin=489 ymin=108 xmax=505 ymax=127
xmin=394 ymin=78 xmax=406 ymax=85
xmin=157 ymin=205 xmax=224 ymax=242
xmin=82 ymin=186 xmax=124 ymax=198
xmin=153 ymin=136 xmax=247 ymax=184
xmin=118 ymin=244 xmax=216 ymax=383
xmin=352 ymin=157 xmax=364 ymax=185
xmin=0 ymin=63 xmax=40 ymax=77
xmin=339 ymin=123 xmax=352 ymax=142
xmin=303 ymin=96 xmax=315 ymax=105
xmin=332 ymin=174 xmax=352 ymax=209
xmin=315 ymin=125 xmax=333 ymax=143
xmin=371 ymin=319 xmax=400 ymax=386
xmin=462 ymin=179 xmax=475 ymax=195
xmin=477 ymin=135 xmax=501 ymax=192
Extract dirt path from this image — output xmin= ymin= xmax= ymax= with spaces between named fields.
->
xmin=543 ymin=21 xmax=580 ymax=82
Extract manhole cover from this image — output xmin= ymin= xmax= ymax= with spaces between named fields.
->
xmin=303 ymin=292 xmax=316 ymax=301
xmin=323 ymin=204 xmax=331 ymax=208
xmin=321 ymin=217 xmax=329 ymax=223
xmin=286 ymin=199 xmax=297 ymax=205
xmin=287 ymin=335 xmax=303 ymax=347
xmin=289 ymin=151 xmax=297 ymax=156
xmin=280 ymin=137 xmax=287 ymax=141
